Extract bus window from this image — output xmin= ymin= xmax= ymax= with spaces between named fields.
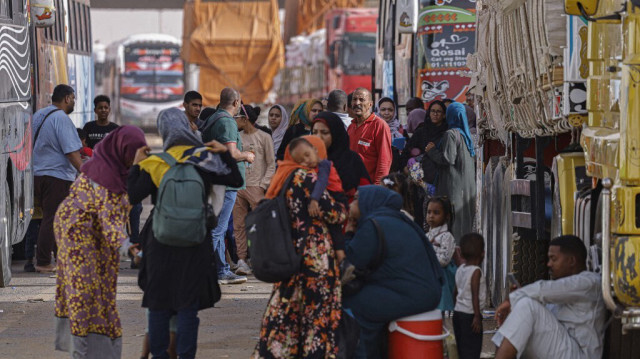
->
xmin=0 ymin=0 xmax=10 ymax=20
xmin=84 ymin=4 xmax=91 ymax=52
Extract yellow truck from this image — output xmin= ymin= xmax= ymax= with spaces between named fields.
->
xmin=469 ymin=0 xmax=640 ymax=352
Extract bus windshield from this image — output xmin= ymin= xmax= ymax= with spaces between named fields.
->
xmin=341 ymin=33 xmax=376 ymax=76
xmin=121 ymin=43 xmax=184 ymax=103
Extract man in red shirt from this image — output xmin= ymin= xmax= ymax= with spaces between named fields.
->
xmin=347 ymin=88 xmax=392 ymax=184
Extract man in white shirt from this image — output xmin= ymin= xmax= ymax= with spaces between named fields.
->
xmin=326 ymin=89 xmax=352 ymax=129
xmin=493 ymin=235 xmax=606 ymax=359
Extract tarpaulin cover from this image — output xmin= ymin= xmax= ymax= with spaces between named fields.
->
xmin=293 ymin=0 xmax=365 ymax=37
xmin=182 ymin=0 xmax=284 ymax=104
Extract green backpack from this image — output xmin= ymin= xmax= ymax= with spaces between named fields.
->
xmin=152 ymin=152 xmax=207 ymax=247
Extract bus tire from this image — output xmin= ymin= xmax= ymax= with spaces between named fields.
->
xmin=1 ymin=179 xmax=13 ymax=287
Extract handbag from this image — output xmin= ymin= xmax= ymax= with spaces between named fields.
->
xmin=340 ymin=219 xmax=386 ymax=297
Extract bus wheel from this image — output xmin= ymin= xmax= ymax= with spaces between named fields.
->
xmin=0 ymin=180 xmax=12 ymax=287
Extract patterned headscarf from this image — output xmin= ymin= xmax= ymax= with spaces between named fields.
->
xmin=290 ymin=98 xmax=322 ymax=127
xmin=377 ymin=97 xmax=402 ymax=139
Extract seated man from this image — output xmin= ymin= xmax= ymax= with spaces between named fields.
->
xmin=493 ymin=235 xmax=606 ymax=359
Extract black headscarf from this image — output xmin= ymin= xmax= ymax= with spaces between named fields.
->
xmin=312 ymin=111 xmax=371 ymax=192
xmin=424 ymin=100 xmax=448 ymax=145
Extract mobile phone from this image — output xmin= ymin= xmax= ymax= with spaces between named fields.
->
xmin=507 ymin=273 xmax=521 ymax=289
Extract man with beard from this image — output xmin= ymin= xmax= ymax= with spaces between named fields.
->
xmin=346 ymin=88 xmax=392 ymax=184
xmin=492 ymin=235 xmax=606 ymax=359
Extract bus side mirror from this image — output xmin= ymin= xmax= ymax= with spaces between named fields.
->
xmin=329 ymin=41 xmax=342 ymax=69
xmin=31 ymin=0 xmax=56 ymax=28
xmin=564 ymin=0 xmax=598 ymax=17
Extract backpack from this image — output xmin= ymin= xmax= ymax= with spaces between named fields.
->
xmin=246 ymin=172 xmax=300 ymax=282
xmin=152 ymin=152 xmax=207 ymax=247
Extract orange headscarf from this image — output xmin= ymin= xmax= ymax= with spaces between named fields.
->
xmin=265 ymin=135 xmax=343 ymax=199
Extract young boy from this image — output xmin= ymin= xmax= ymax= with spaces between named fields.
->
xmin=453 ymin=233 xmax=486 ymax=359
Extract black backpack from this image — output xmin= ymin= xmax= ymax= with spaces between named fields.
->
xmin=246 ymin=172 xmax=300 ymax=283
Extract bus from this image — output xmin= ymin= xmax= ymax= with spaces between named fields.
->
xmin=1 ymin=0 xmax=93 ymax=287
xmin=98 ymin=34 xmax=184 ymax=130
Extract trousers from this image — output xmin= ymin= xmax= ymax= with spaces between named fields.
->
xmin=231 ymin=186 xmax=264 ymax=260
xmin=34 ymin=175 xmax=72 ymax=266
xmin=492 ymin=297 xmax=584 ymax=359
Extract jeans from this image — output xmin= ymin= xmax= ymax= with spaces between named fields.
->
xmin=24 ymin=219 xmax=41 ymax=261
xmin=129 ymin=203 xmax=143 ymax=244
xmin=212 ymin=190 xmax=237 ymax=276
xmin=148 ymin=305 xmax=199 ymax=359
xmin=225 ymin=215 xmax=238 ymax=264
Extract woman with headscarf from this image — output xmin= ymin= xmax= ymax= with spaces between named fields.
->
xmin=343 ymin=185 xmax=443 ymax=359
xmin=402 ymin=101 xmax=448 ymax=188
xmin=425 ymin=102 xmax=476 ymax=241
xmin=54 ymin=126 xmax=148 ymax=358
xmin=312 ymin=111 xmax=371 ymax=201
xmin=377 ymin=97 xmax=403 ymax=139
xmin=255 ymin=136 xmax=348 ymax=359
xmin=406 ymin=108 xmax=426 ymax=135
xmin=268 ymin=104 xmax=289 ymax=155
xmin=128 ymin=108 xmax=242 ymax=359
xmin=276 ymin=98 xmax=324 ymax=160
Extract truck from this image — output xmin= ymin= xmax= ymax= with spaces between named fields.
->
xmin=98 ymin=34 xmax=184 ymax=129
xmin=467 ymin=0 xmax=640 ymax=353
xmin=277 ymin=8 xmax=377 ymax=106
xmin=181 ymin=0 xmax=283 ymax=105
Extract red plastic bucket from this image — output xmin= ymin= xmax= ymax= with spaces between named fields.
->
xmin=388 ymin=310 xmax=449 ymax=358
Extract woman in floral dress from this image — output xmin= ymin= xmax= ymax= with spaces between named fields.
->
xmin=254 ymin=136 xmax=348 ymax=358
xmin=54 ymin=126 xmax=148 ymax=358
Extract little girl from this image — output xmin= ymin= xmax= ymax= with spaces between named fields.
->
xmin=424 ymin=196 xmax=457 ymax=312
xmin=453 ymin=233 xmax=486 ymax=359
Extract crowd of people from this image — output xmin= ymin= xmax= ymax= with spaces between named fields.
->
xmin=26 ymin=83 xmax=607 ymax=359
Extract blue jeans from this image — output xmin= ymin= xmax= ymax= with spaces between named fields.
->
xmin=24 ymin=219 xmax=41 ymax=261
xmin=148 ymin=305 xmax=199 ymax=359
xmin=129 ymin=203 xmax=143 ymax=244
xmin=212 ymin=190 xmax=237 ymax=276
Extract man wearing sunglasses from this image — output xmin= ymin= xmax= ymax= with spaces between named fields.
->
xmin=201 ymin=87 xmax=255 ymax=284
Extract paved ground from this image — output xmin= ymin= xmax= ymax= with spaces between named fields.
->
xmin=0 ymin=260 xmax=273 ymax=358
xmin=0 ymin=134 xmax=497 ymax=358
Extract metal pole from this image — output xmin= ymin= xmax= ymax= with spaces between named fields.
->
xmin=601 ymin=178 xmax=619 ymax=312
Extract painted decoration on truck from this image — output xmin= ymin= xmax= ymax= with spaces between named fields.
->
xmin=563 ymin=15 xmax=588 ymax=116
xmin=416 ymin=0 xmax=476 ymax=103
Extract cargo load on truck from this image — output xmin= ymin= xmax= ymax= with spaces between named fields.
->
xmin=182 ymin=0 xmax=284 ymax=104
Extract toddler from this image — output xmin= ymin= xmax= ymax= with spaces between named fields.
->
xmin=288 ymin=137 xmax=346 ymax=256
xmin=453 ymin=233 xmax=486 ymax=359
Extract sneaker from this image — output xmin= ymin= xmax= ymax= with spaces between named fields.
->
xmin=218 ymin=272 xmax=247 ymax=285
xmin=24 ymin=262 xmax=36 ymax=273
xmin=35 ymin=264 xmax=57 ymax=273
xmin=229 ymin=261 xmax=239 ymax=271
xmin=235 ymin=259 xmax=252 ymax=275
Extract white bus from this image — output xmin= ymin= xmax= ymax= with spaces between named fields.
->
xmin=98 ymin=34 xmax=184 ymax=130
xmin=1 ymin=0 xmax=94 ymax=286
